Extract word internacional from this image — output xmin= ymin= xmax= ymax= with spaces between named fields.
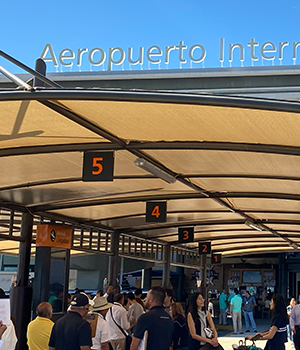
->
xmin=40 ymin=38 xmax=300 ymax=71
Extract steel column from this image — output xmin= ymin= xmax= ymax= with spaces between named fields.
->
xmin=32 ymin=246 xmax=51 ymax=316
xmin=12 ymin=212 xmax=33 ymax=350
xmin=162 ymin=244 xmax=171 ymax=288
xmin=108 ymin=231 xmax=120 ymax=289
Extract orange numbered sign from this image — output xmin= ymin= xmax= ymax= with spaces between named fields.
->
xmin=146 ymin=201 xmax=167 ymax=222
xmin=211 ymin=253 xmax=222 ymax=264
xmin=199 ymin=241 xmax=211 ymax=254
xmin=178 ymin=227 xmax=194 ymax=243
xmin=82 ymin=151 xmax=114 ymax=181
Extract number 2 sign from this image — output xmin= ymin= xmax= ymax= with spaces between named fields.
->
xmin=82 ymin=151 xmax=114 ymax=181
xmin=198 ymin=241 xmax=211 ymax=254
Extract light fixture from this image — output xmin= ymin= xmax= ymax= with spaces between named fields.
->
xmin=289 ymin=242 xmax=299 ymax=250
xmin=245 ymin=219 xmax=264 ymax=231
xmin=134 ymin=158 xmax=176 ymax=184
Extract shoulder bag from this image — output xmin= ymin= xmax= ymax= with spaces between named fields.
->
xmin=110 ymin=307 xmax=132 ymax=350
xmin=203 ymin=312 xmax=213 ymax=339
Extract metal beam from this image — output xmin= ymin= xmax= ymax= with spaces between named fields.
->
xmin=0 ymin=50 xmax=63 ymax=88
xmin=1 ymin=89 xmax=300 ymax=115
xmin=3 ymin=140 xmax=300 ymax=158
xmin=30 ymin=190 xmax=300 ymax=213
xmin=0 ymin=142 xmax=120 ymax=158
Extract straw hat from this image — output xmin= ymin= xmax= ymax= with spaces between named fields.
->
xmin=89 ymin=296 xmax=113 ymax=312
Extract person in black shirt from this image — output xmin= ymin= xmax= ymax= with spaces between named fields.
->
xmin=130 ymin=286 xmax=173 ymax=350
xmin=248 ymin=293 xmax=288 ymax=350
xmin=49 ymin=292 xmax=92 ymax=350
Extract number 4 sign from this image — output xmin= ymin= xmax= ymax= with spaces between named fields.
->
xmin=146 ymin=201 xmax=167 ymax=222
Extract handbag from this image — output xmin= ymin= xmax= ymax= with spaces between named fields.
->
xmin=204 ymin=313 xmax=213 ymax=339
xmin=235 ymin=339 xmax=262 ymax=350
xmin=110 ymin=307 xmax=132 ymax=350
xmin=204 ymin=326 xmax=213 ymax=339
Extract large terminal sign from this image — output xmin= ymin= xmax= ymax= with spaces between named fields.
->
xmin=41 ymin=38 xmax=300 ymax=71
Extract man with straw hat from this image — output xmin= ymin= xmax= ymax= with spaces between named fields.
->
xmin=89 ymin=296 xmax=113 ymax=350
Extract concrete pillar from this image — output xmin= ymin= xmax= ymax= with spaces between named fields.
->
xmin=162 ymin=244 xmax=171 ymax=288
xmin=142 ymin=267 xmax=152 ymax=291
xmin=108 ymin=231 xmax=120 ymax=289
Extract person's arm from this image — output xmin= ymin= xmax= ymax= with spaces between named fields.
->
xmin=291 ymin=307 xmax=296 ymax=333
xmin=120 ymin=308 xmax=131 ymax=331
xmin=0 ymin=322 xmax=7 ymax=339
xmin=230 ymin=304 xmax=233 ymax=315
xmin=260 ymin=326 xmax=277 ymax=340
xmin=0 ymin=322 xmax=7 ymax=350
xmin=130 ymin=336 xmax=141 ymax=350
xmin=187 ymin=313 xmax=215 ymax=346
xmin=49 ymin=347 xmax=55 ymax=350
xmin=80 ymin=346 xmax=91 ymax=350
xmin=101 ymin=342 xmax=109 ymax=350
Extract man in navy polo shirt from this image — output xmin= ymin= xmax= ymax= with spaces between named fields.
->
xmin=49 ymin=292 xmax=92 ymax=350
xmin=130 ymin=286 xmax=173 ymax=350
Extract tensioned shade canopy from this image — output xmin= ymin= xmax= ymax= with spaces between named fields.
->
xmin=1 ymin=88 xmax=300 ymax=257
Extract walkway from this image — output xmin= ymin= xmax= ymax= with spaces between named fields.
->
xmin=217 ymin=319 xmax=294 ymax=350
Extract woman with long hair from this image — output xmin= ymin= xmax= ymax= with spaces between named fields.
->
xmin=187 ymin=293 xmax=220 ymax=349
xmin=170 ymin=302 xmax=189 ymax=350
xmin=248 ymin=293 xmax=288 ymax=350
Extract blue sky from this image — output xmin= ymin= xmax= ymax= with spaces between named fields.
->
xmin=1 ymin=0 xmax=300 ymax=73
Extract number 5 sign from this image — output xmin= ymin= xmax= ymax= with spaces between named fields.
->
xmin=146 ymin=201 xmax=167 ymax=222
xmin=82 ymin=151 xmax=114 ymax=181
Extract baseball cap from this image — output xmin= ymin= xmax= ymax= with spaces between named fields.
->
xmin=70 ymin=292 xmax=90 ymax=307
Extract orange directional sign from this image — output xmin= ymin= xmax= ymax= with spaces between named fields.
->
xmin=36 ymin=225 xmax=72 ymax=249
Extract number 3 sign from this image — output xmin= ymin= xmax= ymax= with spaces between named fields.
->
xmin=82 ymin=151 xmax=114 ymax=181
xmin=178 ymin=227 xmax=194 ymax=243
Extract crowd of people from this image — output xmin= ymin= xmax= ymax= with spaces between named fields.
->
xmin=2 ymin=285 xmax=300 ymax=350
